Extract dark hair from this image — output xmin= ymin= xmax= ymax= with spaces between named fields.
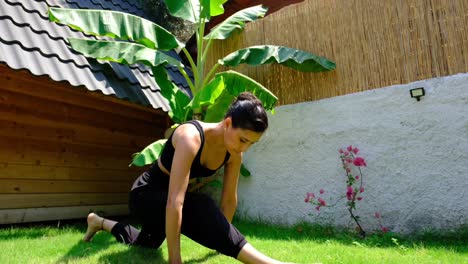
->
xmin=225 ymin=92 xmax=268 ymax=132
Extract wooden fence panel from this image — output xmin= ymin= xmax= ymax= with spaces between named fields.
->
xmin=0 ymin=65 xmax=165 ymax=223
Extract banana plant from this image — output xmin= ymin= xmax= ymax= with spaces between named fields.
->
xmin=48 ymin=0 xmax=335 ymax=175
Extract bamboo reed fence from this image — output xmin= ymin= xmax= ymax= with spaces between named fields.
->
xmin=206 ymin=0 xmax=468 ymax=105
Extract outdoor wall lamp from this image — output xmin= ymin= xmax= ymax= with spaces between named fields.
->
xmin=410 ymin=87 xmax=425 ymax=101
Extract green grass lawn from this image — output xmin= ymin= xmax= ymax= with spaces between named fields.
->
xmin=0 ymin=218 xmax=467 ymax=264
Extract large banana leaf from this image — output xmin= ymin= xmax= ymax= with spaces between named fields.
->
xmin=131 ymin=139 xmax=167 ymax=166
xmin=219 ymin=45 xmax=336 ymax=72
xmin=202 ymin=71 xmax=277 ymax=122
xmin=68 ymin=38 xmax=184 ymax=68
xmin=162 ymin=0 xmax=200 ymax=23
xmin=189 ymin=74 xmax=225 ymax=110
xmin=240 ymin=163 xmax=251 ymax=177
xmin=152 ymin=66 xmax=191 ymax=124
xmin=48 ymin=7 xmax=183 ymax=50
xmin=204 ymin=5 xmax=268 ymax=40
xmin=201 ymin=0 xmax=228 ymax=19
xmin=163 ymin=0 xmax=227 ymax=23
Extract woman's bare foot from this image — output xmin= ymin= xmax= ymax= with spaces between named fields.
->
xmin=83 ymin=213 xmax=104 ymax=242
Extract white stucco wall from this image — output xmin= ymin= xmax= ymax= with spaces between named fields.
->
xmin=237 ymin=73 xmax=468 ymax=234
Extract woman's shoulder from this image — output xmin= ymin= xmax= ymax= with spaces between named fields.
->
xmin=172 ymin=123 xmax=202 ymax=149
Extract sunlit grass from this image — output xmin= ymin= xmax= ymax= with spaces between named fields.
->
xmin=0 ymin=219 xmax=467 ymax=263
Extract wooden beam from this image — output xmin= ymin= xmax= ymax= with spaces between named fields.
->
xmin=0 ymin=204 xmax=128 ymax=225
xmin=207 ymin=0 xmax=305 ymax=31
xmin=0 ymin=135 xmax=145 ymax=169
xmin=0 ymin=193 xmax=128 ymax=209
xmin=0 ymin=64 xmax=167 ymax=121
xmin=0 ymin=88 xmax=163 ymax=138
xmin=0 ymin=179 xmax=131 ymax=194
xmin=0 ymin=163 xmax=140 ymax=182
xmin=0 ymin=119 xmax=156 ymax=150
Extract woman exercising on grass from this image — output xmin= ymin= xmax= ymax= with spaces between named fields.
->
xmin=83 ymin=92 xmax=291 ymax=264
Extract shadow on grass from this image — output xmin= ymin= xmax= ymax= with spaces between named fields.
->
xmin=1 ymin=218 xmax=221 ymax=263
xmin=234 ymin=219 xmax=468 ymax=254
xmin=54 ymin=232 xmax=219 ymax=264
xmin=54 ymin=232 xmax=165 ymax=264
xmin=96 ymin=246 xmax=165 ymax=264
xmin=55 ymin=233 xmax=115 ymax=263
xmin=185 ymin=251 xmax=220 ymax=264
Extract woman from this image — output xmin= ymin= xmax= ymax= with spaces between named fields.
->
xmin=83 ymin=92 xmax=289 ymax=264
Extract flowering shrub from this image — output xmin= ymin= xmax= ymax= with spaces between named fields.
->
xmin=374 ymin=212 xmax=389 ymax=233
xmin=305 ymin=145 xmax=388 ymax=237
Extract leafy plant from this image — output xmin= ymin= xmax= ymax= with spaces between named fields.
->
xmin=48 ymin=1 xmax=335 ymax=173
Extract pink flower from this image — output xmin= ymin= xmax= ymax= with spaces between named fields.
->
xmin=353 ymin=157 xmax=367 ymax=167
xmin=346 ymin=168 xmax=351 ymax=173
xmin=374 ymin=212 xmax=381 ymax=218
xmin=381 ymin=227 xmax=389 ymax=233
xmin=305 ymin=192 xmax=315 ymax=203
xmin=339 ymin=149 xmax=344 ymax=154
xmin=346 ymin=186 xmax=354 ymax=200
xmin=359 ymin=187 xmax=364 ymax=193
xmin=357 ymin=197 xmax=363 ymax=201
xmin=344 ymin=151 xmax=350 ymax=156
xmin=355 ymin=175 xmax=360 ymax=180
xmin=352 ymin=147 xmax=359 ymax=154
xmin=319 ymin=189 xmax=325 ymax=194
xmin=318 ymin=198 xmax=326 ymax=206
xmin=315 ymin=206 xmax=321 ymax=211
xmin=347 ymin=145 xmax=353 ymax=152
xmin=345 ymin=158 xmax=353 ymax=163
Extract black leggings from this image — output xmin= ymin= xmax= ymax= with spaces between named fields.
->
xmin=110 ymin=173 xmax=247 ymax=259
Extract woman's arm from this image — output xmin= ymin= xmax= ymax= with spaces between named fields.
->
xmin=166 ymin=125 xmax=200 ymax=264
xmin=220 ymin=152 xmax=242 ymax=223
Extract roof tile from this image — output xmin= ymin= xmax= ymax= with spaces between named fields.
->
xmin=0 ymin=0 xmax=192 ymax=111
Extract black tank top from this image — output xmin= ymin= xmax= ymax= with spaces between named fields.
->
xmin=134 ymin=121 xmax=230 ymax=189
